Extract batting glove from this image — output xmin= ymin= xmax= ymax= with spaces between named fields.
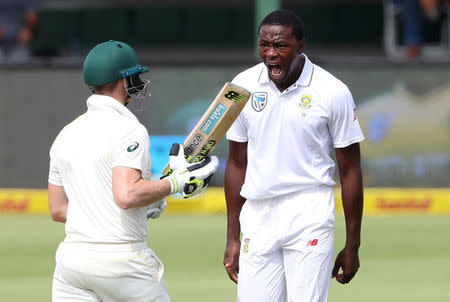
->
xmin=146 ymin=199 xmax=168 ymax=219
xmin=165 ymin=143 xmax=218 ymax=198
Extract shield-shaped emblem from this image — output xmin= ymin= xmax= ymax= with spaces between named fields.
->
xmin=300 ymin=95 xmax=312 ymax=109
xmin=251 ymin=92 xmax=268 ymax=112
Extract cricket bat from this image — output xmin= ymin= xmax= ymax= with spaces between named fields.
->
xmin=162 ymin=82 xmax=251 ymax=175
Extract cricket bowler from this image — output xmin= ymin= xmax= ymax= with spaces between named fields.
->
xmin=223 ymin=10 xmax=365 ymax=302
xmin=48 ymin=40 xmax=218 ymax=301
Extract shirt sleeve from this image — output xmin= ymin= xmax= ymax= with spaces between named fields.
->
xmin=48 ymin=137 xmax=63 ymax=186
xmin=112 ymin=124 xmax=151 ymax=173
xmin=226 ymin=110 xmax=248 ymax=142
xmin=329 ymin=85 xmax=365 ymax=148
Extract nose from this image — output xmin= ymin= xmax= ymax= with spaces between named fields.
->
xmin=265 ymin=46 xmax=278 ymax=59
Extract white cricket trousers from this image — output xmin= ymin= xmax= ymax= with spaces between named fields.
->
xmin=52 ymin=241 xmax=170 ymax=302
xmin=238 ymin=185 xmax=335 ymax=302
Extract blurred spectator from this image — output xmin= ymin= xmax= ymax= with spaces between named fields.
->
xmin=0 ymin=0 xmax=38 ymax=62
xmin=395 ymin=0 xmax=422 ymax=59
xmin=421 ymin=0 xmax=445 ymax=20
xmin=394 ymin=0 xmax=450 ymax=60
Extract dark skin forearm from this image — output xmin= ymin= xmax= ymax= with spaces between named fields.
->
xmin=225 ymin=165 xmax=246 ymax=242
xmin=332 ymin=143 xmax=363 ymax=284
xmin=339 ymin=143 xmax=363 ymax=249
xmin=223 ymin=140 xmax=247 ymax=283
xmin=341 ymin=163 xmax=363 ymax=250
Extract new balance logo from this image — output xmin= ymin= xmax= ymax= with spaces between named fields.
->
xmin=307 ymin=239 xmax=318 ymax=246
xmin=225 ymin=90 xmax=246 ymax=103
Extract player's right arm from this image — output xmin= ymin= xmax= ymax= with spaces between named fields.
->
xmin=48 ymin=134 xmax=67 ymax=223
xmin=224 ymin=140 xmax=247 ymax=283
xmin=113 ymin=167 xmax=172 ymax=209
xmin=113 ymin=143 xmax=218 ymax=209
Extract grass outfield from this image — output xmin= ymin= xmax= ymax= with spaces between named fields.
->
xmin=0 ymin=214 xmax=449 ymax=302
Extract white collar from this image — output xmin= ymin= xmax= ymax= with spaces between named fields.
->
xmin=86 ymin=94 xmax=138 ymax=122
xmin=259 ymin=53 xmax=314 ymax=87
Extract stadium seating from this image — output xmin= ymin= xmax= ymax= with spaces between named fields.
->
xmin=31 ymin=3 xmax=383 ymax=55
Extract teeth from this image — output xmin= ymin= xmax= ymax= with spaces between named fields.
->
xmin=269 ymin=65 xmax=282 ymax=76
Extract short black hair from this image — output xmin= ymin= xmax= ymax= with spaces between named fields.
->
xmin=258 ymin=9 xmax=304 ymax=41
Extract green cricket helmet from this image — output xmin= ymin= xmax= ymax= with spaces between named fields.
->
xmin=83 ymin=40 xmax=149 ymax=87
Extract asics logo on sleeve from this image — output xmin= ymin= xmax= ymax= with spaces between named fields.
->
xmin=127 ymin=142 xmax=139 ymax=152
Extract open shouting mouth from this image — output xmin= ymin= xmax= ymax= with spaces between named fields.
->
xmin=267 ymin=63 xmax=284 ymax=80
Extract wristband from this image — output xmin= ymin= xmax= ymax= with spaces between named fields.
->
xmin=166 ymin=175 xmax=177 ymax=195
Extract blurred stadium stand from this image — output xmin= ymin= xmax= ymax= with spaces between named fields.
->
xmin=0 ymin=0 xmax=446 ymax=66
xmin=3 ymin=0 xmax=388 ymax=66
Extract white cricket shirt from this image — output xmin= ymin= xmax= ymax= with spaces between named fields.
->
xmin=49 ymin=95 xmax=151 ymax=243
xmin=226 ymin=54 xmax=364 ymax=200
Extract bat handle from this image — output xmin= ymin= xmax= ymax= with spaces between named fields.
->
xmin=161 ymin=163 xmax=171 ymax=178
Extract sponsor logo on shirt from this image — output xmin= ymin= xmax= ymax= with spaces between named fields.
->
xmin=300 ymin=95 xmax=312 ymax=117
xmin=251 ymin=92 xmax=268 ymax=112
xmin=307 ymin=239 xmax=318 ymax=247
xmin=127 ymin=142 xmax=140 ymax=152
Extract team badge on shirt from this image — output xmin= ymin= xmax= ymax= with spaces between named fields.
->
xmin=251 ymin=92 xmax=268 ymax=112
xmin=300 ymin=95 xmax=312 ymax=117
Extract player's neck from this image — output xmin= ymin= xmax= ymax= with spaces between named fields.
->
xmin=99 ymin=89 xmax=128 ymax=106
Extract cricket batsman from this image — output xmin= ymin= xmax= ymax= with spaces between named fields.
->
xmin=48 ymin=40 xmax=218 ymax=301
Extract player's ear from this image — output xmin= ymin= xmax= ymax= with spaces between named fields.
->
xmin=297 ymin=39 xmax=306 ymax=54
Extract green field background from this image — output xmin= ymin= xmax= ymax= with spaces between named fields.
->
xmin=1 ymin=214 xmax=449 ymax=302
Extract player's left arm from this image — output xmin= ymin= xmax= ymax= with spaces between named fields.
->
xmin=48 ymin=136 xmax=67 ymax=223
xmin=332 ymin=142 xmax=363 ymax=284
xmin=48 ymin=183 xmax=68 ymax=223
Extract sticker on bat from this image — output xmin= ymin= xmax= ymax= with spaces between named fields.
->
xmin=225 ymin=90 xmax=247 ymax=103
xmin=193 ymin=140 xmax=216 ymax=162
xmin=185 ymin=134 xmax=204 ymax=156
xmin=201 ymin=103 xmax=227 ymax=135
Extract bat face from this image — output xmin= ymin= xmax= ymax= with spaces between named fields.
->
xmin=199 ymin=103 xmax=227 ymax=136
xmin=162 ymin=82 xmax=250 ymax=175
